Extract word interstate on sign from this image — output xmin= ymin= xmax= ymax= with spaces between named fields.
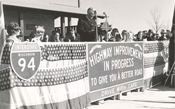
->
xmin=14 ymin=44 xmax=39 ymax=50
xmin=91 ymin=68 xmax=142 ymax=86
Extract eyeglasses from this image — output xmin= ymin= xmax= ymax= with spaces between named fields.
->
xmin=14 ymin=28 xmax=21 ymax=31
xmin=36 ymin=31 xmax=44 ymax=34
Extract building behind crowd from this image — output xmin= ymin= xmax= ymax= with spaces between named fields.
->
xmin=2 ymin=0 xmax=104 ymax=40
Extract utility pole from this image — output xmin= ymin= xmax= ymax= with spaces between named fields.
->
xmin=78 ymin=0 xmax=80 ymax=8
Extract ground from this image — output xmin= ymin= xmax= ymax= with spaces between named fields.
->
xmin=88 ymin=85 xmax=175 ymax=109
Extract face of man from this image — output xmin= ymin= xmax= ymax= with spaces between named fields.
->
xmin=87 ymin=8 xmax=95 ymax=18
xmin=112 ymin=30 xmax=119 ymax=37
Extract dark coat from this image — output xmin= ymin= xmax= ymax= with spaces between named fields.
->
xmin=77 ymin=16 xmax=96 ymax=41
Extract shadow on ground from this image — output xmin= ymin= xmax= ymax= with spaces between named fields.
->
xmin=147 ymin=85 xmax=175 ymax=92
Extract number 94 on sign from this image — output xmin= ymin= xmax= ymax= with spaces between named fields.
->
xmin=10 ymin=42 xmax=41 ymax=80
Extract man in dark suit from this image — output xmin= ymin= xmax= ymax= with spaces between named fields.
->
xmin=77 ymin=7 xmax=97 ymax=42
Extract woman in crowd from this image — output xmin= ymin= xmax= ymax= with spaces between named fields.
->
xmin=6 ymin=22 xmax=21 ymax=42
xmin=31 ymin=26 xmax=49 ymax=42
xmin=136 ymin=31 xmax=143 ymax=41
xmin=127 ymin=31 xmax=134 ymax=42
xmin=142 ymin=30 xmax=147 ymax=41
xmin=166 ymin=30 xmax=172 ymax=40
xmin=158 ymin=29 xmax=167 ymax=41
xmin=121 ymin=30 xmax=134 ymax=42
xmin=108 ymin=28 xmax=122 ymax=42
xmin=121 ymin=30 xmax=127 ymax=42
xmin=1 ymin=22 xmax=21 ymax=68
xmin=146 ymin=29 xmax=156 ymax=41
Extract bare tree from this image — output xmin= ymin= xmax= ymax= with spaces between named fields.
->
xmin=163 ymin=20 xmax=171 ymax=30
xmin=147 ymin=7 xmax=163 ymax=34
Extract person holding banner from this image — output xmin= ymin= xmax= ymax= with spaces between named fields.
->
xmin=77 ymin=7 xmax=97 ymax=42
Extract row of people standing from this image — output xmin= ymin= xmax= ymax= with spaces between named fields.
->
xmin=98 ymin=28 xmax=172 ymax=42
xmin=98 ymin=28 xmax=134 ymax=42
xmin=135 ymin=29 xmax=172 ymax=41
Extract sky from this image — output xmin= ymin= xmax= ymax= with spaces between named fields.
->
xmin=78 ymin=0 xmax=174 ymax=34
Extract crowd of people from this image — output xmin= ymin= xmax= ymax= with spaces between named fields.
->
xmin=98 ymin=28 xmax=172 ymax=42
xmin=5 ymin=7 xmax=172 ymax=43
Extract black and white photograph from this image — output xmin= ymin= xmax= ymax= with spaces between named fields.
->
xmin=0 ymin=0 xmax=174 ymax=109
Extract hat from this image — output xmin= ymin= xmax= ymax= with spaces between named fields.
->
xmin=112 ymin=28 xmax=119 ymax=32
xmin=161 ymin=29 xmax=166 ymax=34
xmin=148 ymin=29 xmax=153 ymax=33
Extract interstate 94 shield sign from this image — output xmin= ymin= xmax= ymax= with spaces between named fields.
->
xmin=10 ymin=42 xmax=41 ymax=80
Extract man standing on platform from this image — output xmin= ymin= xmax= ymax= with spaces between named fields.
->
xmin=77 ymin=7 xmax=97 ymax=42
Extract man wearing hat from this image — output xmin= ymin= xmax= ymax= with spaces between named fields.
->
xmin=158 ymin=29 xmax=167 ymax=41
xmin=147 ymin=29 xmax=156 ymax=41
